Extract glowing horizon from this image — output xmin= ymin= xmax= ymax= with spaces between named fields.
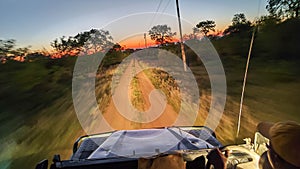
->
xmin=0 ymin=0 xmax=268 ymax=51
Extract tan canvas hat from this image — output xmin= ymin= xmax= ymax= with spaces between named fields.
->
xmin=257 ymin=121 xmax=300 ymax=167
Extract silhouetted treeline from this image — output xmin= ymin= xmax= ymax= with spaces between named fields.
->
xmin=1 ymin=0 xmax=300 ymax=65
xmin=51 ymin=29 xmax=114 ymax=57
xmin=210 ymin=17 xmax=300 ymax=60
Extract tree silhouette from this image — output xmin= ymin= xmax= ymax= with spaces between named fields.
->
xmin=267 ymin=0 xmax=300 ymax=18
xmin=0 ymin=39 xmax=31 ymax=62
xmin=85 ymin=29 xmax=113 ymax=53
xmin=73 ymin=31 xmax=92 ymax=54
xmin=110 ymin=43 xmax=122 ymax=52
xmin=196 ymin=20 xmax=216 ymax=36
xmin=0 ymin=39 xmax=16 ymax=62
xmin=51 ymin=29 xmax=113 ymax=57
xmin=183 ymin=27 xmax=200 ymax=40
xmin=232 ymin=13 xmax=248 ymax=25
xmin=192 ymin=27 xmax=200 ymax=37
xmin=14 ymin=46 xmax=31 ymax=61
xmin=51 ymin=36 xmax=76 ymax=57
xmin=223 ymin=13 xmax=252 ymax=35
xmin=256 ymin=15 xmax=281 ymax=30
xmin=148 ymin=25 xmax=176 ymax=45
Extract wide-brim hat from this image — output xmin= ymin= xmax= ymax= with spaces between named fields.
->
xmin=257 ymin=121 xmax=300 ymax=167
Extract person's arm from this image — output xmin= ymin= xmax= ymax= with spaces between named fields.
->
xmin=206 ymin=149 xmax=227 ymax=169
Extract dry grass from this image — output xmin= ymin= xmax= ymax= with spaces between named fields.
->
xmin=130 ymin=76 xmax=145 ymax=111
xmin=143 ymin=68 xmax=181 ymax=113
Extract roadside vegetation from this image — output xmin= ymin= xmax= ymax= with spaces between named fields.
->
xmin=143 ymin=69 xmax=181 ymax=113
xmin=0 ymin=1 xmax=299 ymax=168
xmin=130 ymin=66 xmax=145 ymax=112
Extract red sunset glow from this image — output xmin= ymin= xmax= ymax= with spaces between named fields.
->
xmin=119 ymin=34 xmax=180 ymax=49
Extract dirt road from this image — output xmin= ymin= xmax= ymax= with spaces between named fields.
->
xmin=102 ymin=59 xmax=179 ymax=130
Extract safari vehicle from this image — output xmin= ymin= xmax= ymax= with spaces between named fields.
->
xmin=35 ymin=126 xmax=269 ymax=169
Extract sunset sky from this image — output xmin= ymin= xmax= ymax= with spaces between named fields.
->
xmin=0 ymin=0 xmax=268 ymax=50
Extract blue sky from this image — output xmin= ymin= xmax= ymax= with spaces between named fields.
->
xmin=0 ymin=0 xmax=268 ymax=50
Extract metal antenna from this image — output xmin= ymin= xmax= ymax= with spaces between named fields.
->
xmin=236 ymin=0 xmax=262 ymax=140
xmin=175 ymin=0 xmax=187 ymax=71
xmin=236 ymin=29 xmax=256 ymax=140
